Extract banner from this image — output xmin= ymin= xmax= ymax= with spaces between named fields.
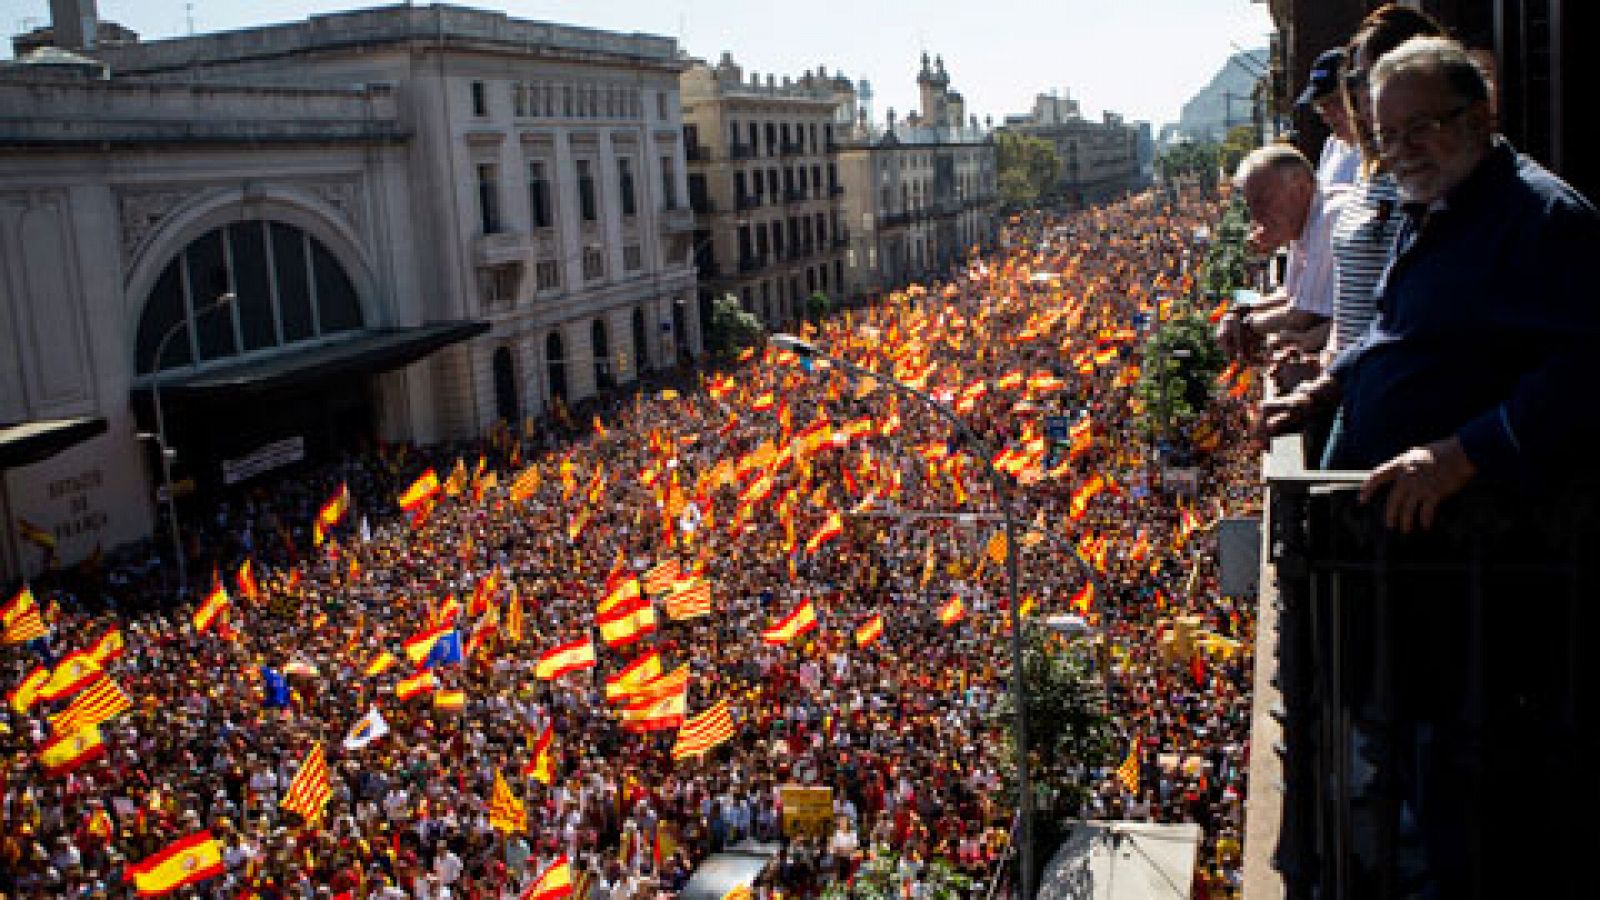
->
xmin=222 ymin=437 xmax=304 ymax=485
xmin=779 ymin=785 xmax=833 ymax=838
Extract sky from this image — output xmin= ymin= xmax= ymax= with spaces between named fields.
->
xmin=13 ymin=0 xmax=1273 ymax=126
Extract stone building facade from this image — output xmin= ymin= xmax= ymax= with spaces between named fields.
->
xmin=1003 ymin=92 xmax=1143 ymax=205
xmin=680 ymin=56 xmax=853 ymax=326
xmin=0 ymin=4 xmax=696 ymax=580
xmin=835 ymin=54 xmax=998 ymax=298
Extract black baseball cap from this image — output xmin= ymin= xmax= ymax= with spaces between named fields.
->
xmin=1295 ymin=47 xmax=1346 ymax=109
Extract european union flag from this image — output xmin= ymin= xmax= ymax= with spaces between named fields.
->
xmin=261 ymin=666 xmax=290 ymax=708
xmin=422 ymin=631 xmax=463 ymax=669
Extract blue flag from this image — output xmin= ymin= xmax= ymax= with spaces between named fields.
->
xmin=261 ymin=666 xmax=290 ymax=708
xmin=422 ymin=631 xmax=463 ymax=669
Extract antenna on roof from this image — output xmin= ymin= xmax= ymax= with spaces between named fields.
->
xmin=185 ymin=2 xmax=195 ymax=36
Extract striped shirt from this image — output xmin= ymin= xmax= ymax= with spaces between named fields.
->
xmin=1330 ymin=173 xmax=1404 ymax=353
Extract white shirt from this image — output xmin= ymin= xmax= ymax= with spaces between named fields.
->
xmin=1317 ymin=136 xmax=1361 ymax=189
xmin=1285 ymin=185 xmax=1351 ymax=318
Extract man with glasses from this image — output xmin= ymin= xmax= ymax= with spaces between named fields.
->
xmin=1262 ymin=35 xmax=1600 ymax=530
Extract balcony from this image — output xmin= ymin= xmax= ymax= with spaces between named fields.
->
xmin=685 ymin=143 xmax=711 ymax=162
xmin=783 ymin=188 xmax=806 ymax=205
xmin=738 ymin=253 xmax=768 ymax=273
xmin=473 ymin=230 xmax=528 ymax=267
xmin=825 ymin=140 xmax=840 ymax=154
xmin=1254 ymin=426 xmax=1600 ymax=899
xmin=879 ymin=212 xmax=911 ymax=229
xmin=659 ymin=205 xmax=695 ymax=233
xmin=696 ymin=259 xmax=721 ymax=279
xmin=780 ymin=140 xmax=806 ymax=156
xmin=690 ymin=196 xmax=716 ymax=215
xmin=729 ymin=143 xmax=755 ymax=160
xmin=829 ymin=184 xmax=845 ymax=197
xmin=831 ymin=234 xmax=850 ymax=249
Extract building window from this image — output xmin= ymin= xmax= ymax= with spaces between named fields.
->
xmin=513 ymin=83 xmax=527 ymax=117
xmin=477 ymin=164 xmax=501 ymax=235
xmin=563 ymin=85 xmax=574 ymax=117
xmin=661 ymin=155 xmax=677 ymax=210
xmin=729 ymin=120 xmax=740 ymax=153
xmin=583 ymin=246 xmax=605 ymax=281
xmin=471 ymin=80 xmax=488 ymax=117
xmin=535 ymin=259 xmax=561 ymax=292
xmin=656 ymin=90 xmax=669 ymax=120
xmin=528 ymin=161 xmax=552 ymax=229
xmin=624 ymin=244 xmax=643 ymax=271
xmin=618 ymin=158 xmax=637 ymax=217
xmin=481 ymin=265 xmax=519 ymax=310
xmin=577 ymin=160 xmax=598 ymax=222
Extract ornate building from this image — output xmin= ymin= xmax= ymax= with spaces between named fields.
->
xmin=680 ymin=55 xmax=854 ymax=326
xmin=835 ymin=54 xmax=999 ymax=298
xmin=0 ymin=3 xmax=696 ymax=580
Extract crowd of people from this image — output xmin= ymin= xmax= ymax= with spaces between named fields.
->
xmin=3 ymin=184 xmax=1267 ymax=899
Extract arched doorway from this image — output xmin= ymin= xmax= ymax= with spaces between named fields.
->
xmin=492 ymin=346 xmax=519 ymax=425
xmin=132 ymin=219 xmax=372 ymax=487
xmin=546 ymin=330 xmax=567 ymax=411
xmin=592 ymin=319 xmax=613 ymax=391
xmin=632 ymin=307 xmax=649 ymax=378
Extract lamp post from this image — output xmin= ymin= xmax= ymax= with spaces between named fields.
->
xmin=769 ymin=332 xmax=1036 ymax=900
xmin=149 ymin=291 xmax=234 ymax=596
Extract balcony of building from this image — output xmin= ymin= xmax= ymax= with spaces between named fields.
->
xmin=658 ymin=205 xmax=695 ymax=234
xmin=685 ymin=143 xmax=711 ymax=163
xmin=729 ymin=142 xmax=755 ymax=161
xmin=783 ymin=187 xmax=807 ymax=205
xmin=1248 ymin=424 xmax=1600 ymax=900
xmin=738 ymin=253 xmax=767 ymax=273
xmin=829 ymin=183 xmax=846 ymax=198
xmin=780 ymin=140 xmax=806 ymax=157
xmin=879 ymin=211 xmax=911 ymax=229
xmin=735 ymin=193 xmax=761 ymax=211
xmin=473 ymin=230 xmax=529 ymax=267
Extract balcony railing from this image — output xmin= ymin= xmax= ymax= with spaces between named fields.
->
xmin=738 ymin=253 xmax=768 ymax=273
xmin=784 ymin=188 xmax=807 ymax=205
xmin=829 ymin=184 xmax=845 ymax=197
xmin=658 ymin=205 xmax=695 ymax=233
xmin=879 ymin=212 xmax=911 ymax=228
xmin=729 ymin=143 xmax=755 ymax=160
xmin=1258 ymin=427 xmax=1600 ymax=899
xmin=736 ymin=193 xmax=761 ymax=211
xmin=473 ymin=230 xmax=528 ymax=267
xmin=685 ymin=143 xmax=711 ymax=162
xmin=831 ymin=234 xmax=850 ymax=249
xmin=780 ymin=140 xmax=806 ymax=156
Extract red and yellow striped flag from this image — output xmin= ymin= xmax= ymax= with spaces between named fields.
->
xmin=398 ymin=469 xmax=441 ymax=511
xmin=395 ymin=672 xmax=437 ymax=701
xmin=124 ymin=831 xmax=224 ymax=896
xmin=37 ymin=724 xmax=106 ymax=777
xmin=663 ymin=577 xmax=713 ymax=621
xmin=522 ymin=854 xmax=575 ymax=900
xmin=192 ymin=582 xmax=230 ymax=634
xmin=488 ymin=770 xmax=526 ymax=834
xmin=8 ymin=665 xmax=49 ymax=713
xmin=1115 ymin=739 xmax=1140 ymax=794
xmin=938 ymin=595 xmax=965 ymax=626
xmin=364 ymin=651 xmax=397 ymax=677
xmin=236 ymin=559 xmax=260 ymax=602
xmin=86 ymin=627 xmax=125 ymax=667
xmin=434 ymin=689 xmax=467 ymax=711
xmin=534 ymin=639 xmax=596 ymax=680
xmin=604 ymin=650 xmax=663 ymax=703
xmin=2 ymin=602 xmax=46 ymax=644
xmin=50 ymin=675 xmax=132 ymax=734
xmin=670 ymin=699 xmax=736 ymax=761
xmin=803 ymin=512 xmax=845 ymax=555
xmin=760 ymin=598 xmax=818 ymax=645
xmin=279 ymin=742 xmax=332 ymax=822
xmin=523 ymin=725 xmax=557 ymax=785
xmin=854 ymin=614 xmax=885 ymax=648
xmin=503 ymin=587 xmax=525 ymax=643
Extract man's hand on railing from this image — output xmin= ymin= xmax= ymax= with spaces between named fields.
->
xmin=1254 ymin=373 xmax=1340 ymax=442
xmin=1359 ymin=436 xmax=1478 ymax=533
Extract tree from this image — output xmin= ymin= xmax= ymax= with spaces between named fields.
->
xmin=1137 ymin=307 xmax=1228 ymax=443
xmin=1158 ymin=140 xmax=1221 ymax=191
xmin=1217 ymin=124 xmax=1260 ymax=177
xmin=821 ymin=855 xmax=972 ymax=900
xmin=704 ymin=293 xmax=764 ymax=361
xmin=993 ymin=625 xmax=1115 ymax=813
xmin=996 ymin=131 xmax=1060 ymax=207
xmin=806 ymin=290 xmax=832 ymax=324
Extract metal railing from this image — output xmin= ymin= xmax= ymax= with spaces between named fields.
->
xmin=1263 ymin=429 xmax=1600 ymax=899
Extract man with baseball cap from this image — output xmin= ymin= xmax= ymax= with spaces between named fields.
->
xmin=1298 ymin=47 xmax=1361 ymax=188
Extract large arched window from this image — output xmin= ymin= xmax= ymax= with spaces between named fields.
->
xmin=135 ymin=220 xmax=362 ymax=375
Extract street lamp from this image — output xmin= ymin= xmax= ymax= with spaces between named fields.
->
xmin=769 ymin=332 xmax=1037 ymax=900
xmin=149 ymin=291 xmax=235 ymax=596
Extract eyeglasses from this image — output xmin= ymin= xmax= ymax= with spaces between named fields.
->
xmin=1373 ymin=105 xmax=1470 ymax=153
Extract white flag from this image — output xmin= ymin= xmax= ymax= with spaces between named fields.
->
xmin=360 ymin=516 xmax=372 ymax=543
xmin=343 ymin=705 xmax=390 ymax=750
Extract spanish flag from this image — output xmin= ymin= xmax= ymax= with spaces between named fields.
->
xmin=398 ymin=469 xmax=441 ymax=512
xmin=124 ymin=831 xmax=224 ymax=896
xmin=364 ymin=651 xmax=397 ymax=677
xmin=621 ymin=689 xmax=686 ymax=733
xmin=38 ymin=724 xmax=106 ymax=777
xmin=534 ymin=639 xmax=596 ymax=680
xmin=236 ymin=560 xmax=261 ymax=602
xmin=86 ymin=627 xmax=126 ymax=667
xmin=803 ymin=512 xmax=845 ymax=555
xmin=604 ymin=650 xmax=662 ymax=702
xmin=597 ymin=596 xmax=657 ymax=649
xmin=313 ymin=483 xmax=351 ymax=546
xmin=38 ymin=651 xmax=102 ymax=702
xmin=192 ymin=582 xmax=230 ymax=634
xmin=760 ymin=598 xmax=818 ymax=645
xmin=523 ymin=725 xmax=557 ymax=785
xmin=8 ymin=665 xmax=48 ymax=713
xmin=938 ymin=595 xmax=965 ymax=627
xmin=395 ymin=672 xmax=437 ymax=701
xmin=1070 ymin=582 xmax=1095 ymax=615
xmin=524 ymin=854 xmax=575 ymax=900
xmin=503 ymin=588 xmax=525 ymax=643
xmin=434 ymin=689 xmax=467 ymax=711
xmin=854 ymin=614 xmax=885 ymax=648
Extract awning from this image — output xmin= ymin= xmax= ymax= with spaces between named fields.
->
xmin=134 ymin=322 xmax=489 ymax=401
xmin=0 ymin=417 xmax=108 ymax=469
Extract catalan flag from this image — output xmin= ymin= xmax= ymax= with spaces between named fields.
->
xmin=938 ymin=595 xmax=965 ymax=626
xmin=534 ymin=639 xmax=596 ymax=680
xmin=1115 ymin=739 xmax=1140 ymax=794
xmin=2 ymin=602 xmax=46 ymax=644
xmin=522 ymin=854 xmax=575 ymax=900
xmin=509 ymin=465 xmax=542 ymax=503
xmin=760 ymin=598 xmax=818 ymax=646
xmin=8 ymin=665 xmax=49 ymax=713
xmin=2 ymin=584 xmax=36 ymax=628
xmin=854 ymin=614 xmax=885 ymax=648
xmin=641 ymin=559 xmax=680 ymax=596
xmin=503 ymin=588 xmax=525 ymax=643
xmin=279 ymin=742 xmax=332 ymax=822
xmin=488 ymin=770 xmax=526 ymax=834
xmin=37 ymin=724 xmax=106 ymax=777
xmin=523 ymin=725 xmax=556 ymax=785
xmin=395 ymin=672 xmax=437 ymax=701
xmin=50 ymin=675 xmax=132 ymax=734
xmin=670 ymin=699 xmax=737 ymax=761
xmin=192 ymin=582 xmax=230 ymax=634
xmin=124 ymin=831 xmax=224 ymax=897
xmin=663 ymin=577 xmax=712 ymax=621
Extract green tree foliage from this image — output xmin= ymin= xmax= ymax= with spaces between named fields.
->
xmin=1137 ymin=307 xmax=1228 ymax=440
xmin=1200 ymin=198 xmax=1251 ymax=298
xmin=704 ymin=293 xmax=764 ymax=361
xmin=1157 ymin=141 xmax=1220 ymax=183
xmin=993 ymin=625 xmax=1115 ymax=814
xmin=996 ymin=131 xmax=1060 ymax=207
xmin=806 ymin=290 xmax=833 ymax=324
xmin=1218 ymin=124 xmax=1260 ymax=177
